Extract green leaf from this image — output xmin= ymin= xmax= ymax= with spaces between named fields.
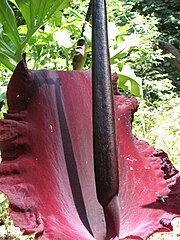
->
xmin=15 ymin=0 xmax=71 ymax=43
xmin=0 ymin=91 xmax=6 ymax=102
xmin=36 ymin=0 xmax=68 ymax=27
xmin=47 ymin=0 xmax=71 ymax=19
xmin=118 ymin=65 xmax=143 ymax=97
xmin=0 ymin=26 xmax=17 ymax=61
xmin=110 ymin=34 xmax=140 ymax=65
xmin=0 ymin=39 xmax=13 ymax=54
xmin=0 ymin=53 xmax=16 ymax=71
xmin=49 ymin=10 xmax=63 ymax=27
xmin=0 ymin=29 xmax=20 ymax=64
xmin=14 ymin=0 xmax=39 ymax=31
xmin=0 ymin=0 xmax=20 ymax=47
xmin=0 ymin=197 xmax=8 ymax=207
xmin=110 ymin=49 xmax=127 ymax=64
xmin=8 ymin=0 xmax=17 ymax=4
xmin=35 ymin=0 xmax=50 ymax=26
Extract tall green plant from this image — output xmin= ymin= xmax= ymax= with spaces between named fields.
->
xmin=0 ymin=0 xmax=71 ymax=71
xmin=0 ymin=0 xmax=143 ymax=98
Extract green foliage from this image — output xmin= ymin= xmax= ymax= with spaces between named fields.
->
xmin=24 ymin=26 xmax=69 ymax=70
xmin=0 ymin=0 xmax=71 ymax=70
xmin=0 ymin=0 xmax=20 ymax=47
xmin=132 ymin=0 xmax=180 ymax=47
xmin=13 ymin=0 xmax=70 ymax=35
xmin=118 ymin=13 xmax=174 ymax=103
xmin=108 ymin=23 xmax=142 ymax=96
xmin=0 ymin=0 xmax=143 ymax=100
xmin=118 ymin=66 xmax=142 ymax=97
xmin=133 ymin=95 xmax=180 ymax=168
xmin=131 ymin=0 xmax=180 ymax=90
xmin=0 ymin=66 xmax=10 ymax=116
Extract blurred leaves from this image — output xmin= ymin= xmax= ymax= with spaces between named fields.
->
xmin=0 ymin=0 xmax=71 ymax=70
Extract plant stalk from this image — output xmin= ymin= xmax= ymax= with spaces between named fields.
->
xmin=92 ymin=0 xmax=120 ymax=239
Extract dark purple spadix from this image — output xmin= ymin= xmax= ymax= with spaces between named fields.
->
xmin=92 ymin=0 xmax=120 ymax=238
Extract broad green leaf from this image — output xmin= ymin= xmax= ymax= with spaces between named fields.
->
xmin=0 ymin=38 xmax=19 ymax=64
xmin=15 ymin=0 xmax=70 ymax=34
xmin=47 ymin=0 xmax=71 ymax=19
xmin=58 ymin=0 xmax=71 ymax=10
xmin=0 ymin=38 xmax=13 ymax=53
xmin=0 ymin=0 xmax=74 ymax=71
xmin=0 ymin=24 xmax=20 ymax=67
xmin=0 ymin=0 xmax=20 ymax=47
xmin=0 ymin=53 xmax=16 ymax=71
xmin=0 ymin=25 xmax=16 ymax=56
xmin=118 ymin=65 xmax=143 ymax=97
xmin=36 ymin=0 xmax=51 ymax=26
xmin=14 ymin=0 xmax=38 ymax=31
xmin=38 ymin=0 xmax=71 ymax=25
xmin=30 ymin=0 xmax=41 ymax=28
xmin=0 ymin=44 xmax=16 ymax=61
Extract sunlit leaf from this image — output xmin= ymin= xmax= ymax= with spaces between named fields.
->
xmin=0 ymin=53 xmax=16 ymax=71
xmin=14 ymin=0 xmax=71 ymax=39
xmin=47 ymin=0 xmax=71 ymax=19
xmin=0 ymin=197 xmax=8 ymax=207
xmin=0 ymin=0 xmax=20 ymax=47
xmin=14 ymin=0 xmax=39 ymax=31
xmin=118 ymin=65 xmax=143 ymax=97
xmin=110 ymin=48 xmax=127 ymax=64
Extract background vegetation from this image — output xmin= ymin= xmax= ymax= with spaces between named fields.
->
xmin=0 ymin=0 xmax=179 ymax=238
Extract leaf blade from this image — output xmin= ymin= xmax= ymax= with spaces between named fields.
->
xmin=14 ymin=0 xmax=32 ymax=30
xmin=0 ymin=0 xmax=20 ymax=47
xmin=0 ymin=53 xmax=16 ymax=71
xmin=118 ymin=65 xmax=143 ymax=97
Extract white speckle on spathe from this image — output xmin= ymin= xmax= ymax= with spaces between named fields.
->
xmin=17 ymin=94 xmax=20 ymax=98
xmin=130 ymin=166 xmax=133 ymax=171
xmin=144 ymin=166 xmax=150 ymax=170
xmin=133 ymin=158 xmax=138 ymax=162
xmin=50 ymin=124 xmax=53 ymax=133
